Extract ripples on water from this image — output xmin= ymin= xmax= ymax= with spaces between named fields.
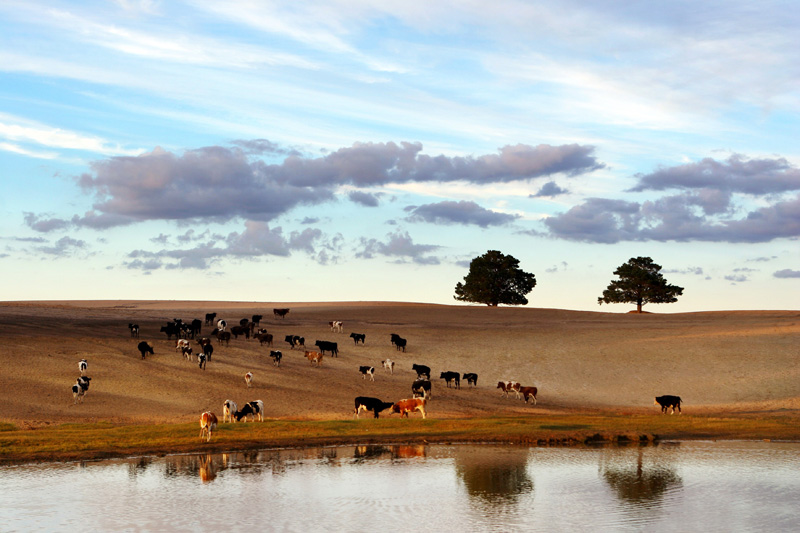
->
xmin=1 ymin=441 xmax=798 ymax=532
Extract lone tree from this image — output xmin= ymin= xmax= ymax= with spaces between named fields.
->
xmin=454 ymin=250 xmax=537 ymax=306
xmin=598 ymin=256 xmax=684 ymax=313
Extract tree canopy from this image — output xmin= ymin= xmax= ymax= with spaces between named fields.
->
xmin=454 ymin=250 xmax=536 ymax=306
xmin=598 ymin=256 xmax=684 ymax=313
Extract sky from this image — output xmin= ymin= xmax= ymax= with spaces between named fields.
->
xmin=1 ymin=0 xmax=798 ymax=312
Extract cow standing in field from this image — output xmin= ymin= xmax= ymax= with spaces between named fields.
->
xmin=382 ymin=359 xmax=395 ymax=374
xmin=128 ymin=323 xmax=139 ymax=338
xmin=440 ymin=371 xmax=460 ymax=389
xmin=412 ymin=379 xmax=432 ymax=399
xmin=305 ymin=351 xmax=324 ymax=367
xmin=199 ymin=412 xmax=218 ymax=442
xmin=269 ymin=350 xmax=282 ymax=366
xmin=463 ymin=373 xmax=478 ymax=387
xmin=223 ymin=400 xmax=238 ymax=423
xmin=391 ymin=398 xmax=427 ymax=419
xmin=412 ymin=364 xmax=431 ymax=380
xmin=497 ymin=381 xmax=521 ymax=399
xmin=654 ymin=395 xmax=682 ymax=414
xmin=350 ymin=333 xmax=366 ymax=345
xmin=520 ymin=386 xmax=538 ymax=404
xmin=234 ymin=400 xmax=264 ymax=422
xmin=359 ymin=366 xmax=375 ymax=381
xmin=274 ymin=308 xmax=290 ymax=319
xmin=78 ymin=359 xmax=88 ymax=376
xmin=205 ymin=313 xmax=217 ymax=326
xmin=329 ymin=321 xmax=343 ymax=333
xmin=245 ymin=372 xmax=253 ymax=388
xmin=137 ymin=341 xmax=154 ymax=359
xmin=354 ymin=397 xmax=394 ymax=419
xmin=315 ymin=340 xmax=339 ymax=357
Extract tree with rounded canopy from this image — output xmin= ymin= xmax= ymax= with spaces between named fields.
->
xmin=454 ymin=250 xmax=537 ymax=306
xmin=598 ymin=256 xmax=684 ymax=313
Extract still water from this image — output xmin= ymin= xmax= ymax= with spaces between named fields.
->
xmin=1 ymin=441 xmax=798 ymax=532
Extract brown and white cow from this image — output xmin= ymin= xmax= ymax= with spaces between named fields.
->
xmin=222 ymin=400 xmax=237 ymax=423
xmin=305 ymin=350 xmax=324 ymax=366
xmin=381 ymin=359 xmax=395 ymax=374
xmin=329 ymin=320 xmax=343 ymax=333
xmin=391 ymin=397 xmax=427 ymax=419
xmin=244 ymin=372 xmax=253 ymax=388
xmin=199 ymin=411 xmax=218 ymax=442
xmin=497 ymin=381 xmax=521 ymax=399
xmin=520 ymin=386 xmax=538 ymax=404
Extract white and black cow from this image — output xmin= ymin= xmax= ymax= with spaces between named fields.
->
xmin=381 ymin=359 xmax=395 ymax=374
xmin=245 ymin=372 xmax=253 ymax=387
xmin=412 ymin=379 xmax=432 ymax=399
xmin=234 ymin=400 xmax=264 ymax=422
xmin=269 ymin=350 xmax=282 ymax=366
xmin=353 ymin=396 xmax=394 ymax=419
xmin=412 ymin=364 xmax=431 ymax=380
xmin=197 ymin=352 xmax=207 ymax=370
xmin=78 ymin=359 xmax=88 ymax=376
xmin=223 ymin=399 xmax=238 ymax=423
xmin=462 ymin=373 xmax=478 ymax=387
xmin=359 ymin=366 xmax=375 ymax=381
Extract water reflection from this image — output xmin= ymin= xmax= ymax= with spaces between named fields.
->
xmin=599 ymin=444 xmax=682 ymax=505
xmin=454 ymin=446 xmax=534 ymax=504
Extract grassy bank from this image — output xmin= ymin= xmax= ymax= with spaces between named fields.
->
xmin=2 ymin=413 xmax=798 ymax=465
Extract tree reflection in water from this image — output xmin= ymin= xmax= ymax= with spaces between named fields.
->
xmin=453 ymin=446 xmax=533 ymax=504
xmin=599 ymin=444 xmax=682 ymax=505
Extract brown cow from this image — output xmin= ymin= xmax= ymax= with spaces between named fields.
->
xmin=391 ymin=397 xmax=427 ymax=419
xmin=305 ymin=350 xmax=324 ymax=367
xmin=520 ymin=386 xmax=538 ymax=404
xmin=497 ymin=381 xmax=521 ymax=399
xmin=199 ymin=411 xmax=218 ymax=442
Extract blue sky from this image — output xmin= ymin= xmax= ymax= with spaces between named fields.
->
xmin=1 ymin=0 xmax=798 ymax=312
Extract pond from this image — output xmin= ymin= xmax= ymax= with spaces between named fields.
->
xmin=1 ymin=441 xmax=798 ymax=532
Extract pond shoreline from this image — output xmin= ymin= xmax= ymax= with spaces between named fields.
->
xmin=3 ymin=412 xmax=798 ymax=465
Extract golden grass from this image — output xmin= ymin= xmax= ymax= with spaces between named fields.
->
xmin=2 ymin=413 xmax=798 ymax=465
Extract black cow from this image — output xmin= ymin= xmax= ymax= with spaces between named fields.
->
xmin=412 ymin=379 xmax=432 ymax=399
xmin=202 ymin=343 xmax=214 ymax=361
xmin=189 ymin=319 xmax=202 ymax=338
xmin=350 ymin=333 xmax=366 ymax=345
xmin=440 ymin=371 xmax=460 ymax=389
xmin=274 ymin=308 xmax=290 ymax=319
xmin=654 ymin=395 xmax=682 ymax=414
xmin=285 ymin=335 xmax=304 ymax=349
xmin=412 ymin=364 xmax=431 ymax=380
xmin=204 ymin=312 xmax=217 ymax=325
xmin=354 ymin=396 xmax=394 ymax=419
xmin=137 ymin=341 xmax=154 ymax=359
xmin=390 ymin=333 xmax=401 ymax=346
xmin=269 ymin=350 xmax=282 ymax=366
xmin=394 ymin=337 xmax=407 ymax=352
xmin=160 ymin=323 xmax=179 ymax=340
xmin=359 ymin=366 xmax=375 ymax=381
xmin=315 ymin=340 xmax=339 ymax=357
xmin=230 ymin=325 xmax=250 ymax=339
xmin=128 ymin=323 xmax=139 ymax=338
xmin=252 ymin=314 xmax=263 ymax=326
xmin=462 ymin=373 xmax=478 ymax=387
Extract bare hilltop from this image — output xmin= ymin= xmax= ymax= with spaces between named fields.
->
xmin=2 ymin=301 xmax=798 ymax=430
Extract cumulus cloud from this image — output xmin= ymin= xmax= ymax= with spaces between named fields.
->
xmin=356 ymin=230 xmax=440 ymax=264
xmin=544 ymin=192 xmax=800 ymax=243
xmin=27 ymin=140 xmax=602 ymax=232
xmin=530 ymin=181 xmax=569 ymax=198
xmin=774 ymin=269 xmax=800 ymax=278
xmin=348 ymin=191 xmax=381 ymax=207
xmin=36 ymin=236 xmax=87 ymax=256
xmin=405 ymin=200 xmax=519 ymax=227
xmin=124 ymin=221 xmax=334 ymax=270
xmin=629 ymin=154 xmax=800 ymax=194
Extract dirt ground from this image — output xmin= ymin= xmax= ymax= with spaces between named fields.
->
xmin=1 ymin=301 xmax=798 ymax=429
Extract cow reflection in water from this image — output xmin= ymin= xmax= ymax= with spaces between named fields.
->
xmin=199 ymin=454 xmax=216 ymax=483
xmin=600 ymin=445 xmax=682 ymax=504
xmin=454 ymin=447 xmax=533 ymax=504
xmin=353 ymin=445 xmax=427 ymax=463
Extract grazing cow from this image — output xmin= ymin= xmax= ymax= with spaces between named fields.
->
xmin=212 ymin=329 xmax=231 ymax=345
xmin=497 ymin=381 xmax=522 ymax=399
xmin=255 ymin=333 xmax=273 ymax=346
xmin=329 ymin=320 xmax=343 ymax=333
xmin=359 ymin=366 xmax=375 ymax=381
xmin=205 ymin=312 xmax=217 ymax=326
xmin=285 ymin=335 xmax=304 ymax=349
xmin=78 ymin=359 xmax=88 ymax=376
xmin=354 ymin=396 xmax=394 ymax=419
xmin=381 ymin=359 xmax=394 ymax=374
xmin=199 ymin=412 xmax=218 ymax=442
xmin=654 ymin=395 xmax=683 ymax=415
xmin=137 ymin=341 xmax=154 ymax=359
xmin=440 ymin=371 xmax=461 ymax=389
xmin=128 ymin=323 xmax=139 ymax=338
xmin=412 ymin=379 xmax=432 ymax=399
xmin=462 ymin=373 xmax=478 ymax=387
xmin=251 ymin=314 xmax=263 ymax=326
xmin=217 ymin=319 xmax=227 ymax=332
xmin=412 ymin=364 xmax=431 ymax=380
xmin=234 ymin=400 xmax=264 ymax=422
xmin=394 ymin=337 xmax=407 ymax=352
xmin=350 ymin=332 xmax=366 ymax=345
xmin=520 ymin=386 xmax=538 ymax=404
xmin=245 ymin=372 xmax=253 ymax=388
xmin=160 ymin=323 xmax=179 ymax=340
xmin=239 ymin=318 xmax=250 ymax=327
xmin=230 ymin=325 xmax=250 ymax=339
xmin=305 ymin=350 xmax=324 ymax=366
xmin=77 ymin=376 xmax=91 ymax=397
xmin=391 ymin=398 xmax=427 ymax=419
xmin=176 ymin=338 xmax=191 ymax=352
xmin=71 ymin=382 xmax=83 ymax=404
xmin=223 ymin=400 xmax=238 ymax=423
xmin=197 ymin=352 xmax=207 ymax=370
xmin=273 ymin=308 xmax=290 ymax=319
xmin=269 ymin=350 xmax=282 ymax=366
xmin=315 ymin=340 xmax=339 ymax=357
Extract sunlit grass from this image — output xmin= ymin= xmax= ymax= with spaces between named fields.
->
xmin=1 ymin=413 xmax=797 ymax=464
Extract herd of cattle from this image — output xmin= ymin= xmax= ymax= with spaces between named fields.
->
xmin=67 ymin=307 xmax=683 ymax=442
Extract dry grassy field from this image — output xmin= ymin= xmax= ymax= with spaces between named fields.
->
xmin=1 ymin=300 xmax=798 ymax=432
